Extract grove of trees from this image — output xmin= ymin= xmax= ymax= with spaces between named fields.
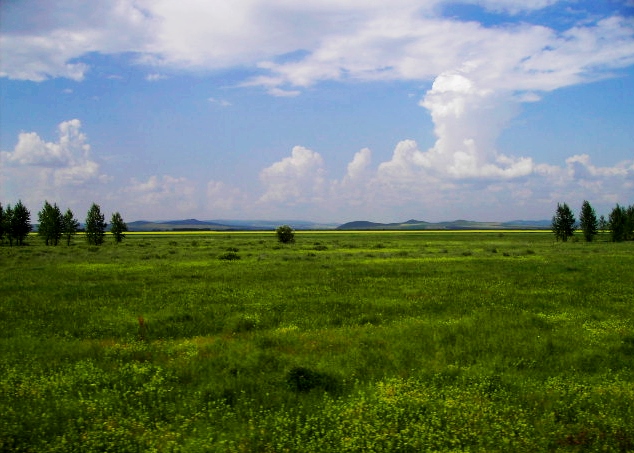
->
xmin=0 ymin=201 xmax=32 ymax=246
xmin=1 ymin=200 xmax=128 ymax=247
xmin=551 ymin=200 xmax=634 ymax=242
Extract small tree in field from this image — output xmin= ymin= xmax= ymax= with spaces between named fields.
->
xmin=110 ymin=212 xmax=128 ymax=243
xmin=579 ymin=200 xmax=598 ymax=242
xmin=276 ymin=225 xmax=295 ymax=244
xmin=85 ymin=203 xmax=107 ymax=245
xmin=62 ymin=208 xmax=80 ymax=245
xmin=0 ymin=203 xmax=5 ymax=244
xmin=609 ymin=204 xmax=627 ymax=242
xmin=551 ymin=202 xmax=575 ymax=242
xmin=598 ymin=215 xmax=607 ymax=233
xmin=9 ymin=200 xmax=32 ymax=246
xmin=38 ymin=200 xmax=63 ymax=246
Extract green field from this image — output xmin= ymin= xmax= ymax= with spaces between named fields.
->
xmin=2 ymin=231 xmax=633 ymax=452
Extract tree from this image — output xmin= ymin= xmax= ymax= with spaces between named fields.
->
xmin=11 ymin=201 xmax=32 ymax=245
xmin=579 ymin=200 xmax=598 ymax=242
xmin=627 ymin=205 xmax=634 ymax=241
xmin=598 ymin=215 xmax=607 ymax=233
xmin=0 ymin=203 xmax=5 ymax=244
xmin=608 ymin=204 xmax=627 ymax=242
xmin=276 ymin=224 xmax=295 ymax=244
xmin=551 ymin=202 xmax=576 ymax=242
xmin=609 ymin=203 xmax=634 ymax=242
xmin=38 ymin=201 xmax=63 ymax=246
xmin=62 ymin=208 xmax=80 ymax=245
xmin=3 ymin=205 xmax=13 ymax=246
xmin=110 ymin=212 xmax=128 ymax=243
xmin=85 ymin=203 xmax=107 ymax=245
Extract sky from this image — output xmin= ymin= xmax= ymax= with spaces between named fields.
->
xmin=1 ymin=0 xmax=634 ymax=223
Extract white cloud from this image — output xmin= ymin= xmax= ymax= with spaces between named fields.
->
xmin=259 ymin=146 xmax=326 ymax=204
xmin=267 ymin=87 xmax=301 ymax=97
xmin=1 ymin=119 xmax=102 ymax=184
xmin=2 ymin=1 xmax=633 ymax=221
xmin=146 ymin=73 xmax=168 ymax=82
xmin=206 ymin=180 xmax=247 ymax=213
xmin=343 ymin=148 xmax=372 ymax=183
xmin=122 ymin=175 xmax=198 ymax=215
xmin=0 ymin=119 xmax=109 ymax=213
xmin=468 ymin=0 xmax=560 ymax=14
xmin=0 ymin=0 xmax=153 ymax=81
xmin=208 ymin=97 xmax=232 ymax=107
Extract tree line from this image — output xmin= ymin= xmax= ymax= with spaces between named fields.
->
xmin=0 ymin=201 xmax=127 ymax=246
xmin=552 ymin=201 xmax=634 ymax=242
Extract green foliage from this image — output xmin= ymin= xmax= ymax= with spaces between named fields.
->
xmin=551 ymin=202 xmax=576 ymax=242
xmin=286 ymin=366 xmax=340 ymax=393
xmin=62 ymin=208 xmax=80 ymax=245
xmin=579 ymin=200 xmax=598 ymax=242
xmin=219 ymin=251 xmax=240 ymax=260
xmin=276 ymin=224 xmax=295 ymax=243
xmin=38 ymin=200 xmax=64 ymax=246
xmin=2 ymin=232 xmax=634 ymax=451
xmin=110 ymin=211 xmax=128 ymax=243
xmin=5 ymin=200 xmax=32 ymax=246
xmin=85 ymin=203 xmax=107 ymax=245
xmin=607 ymin=204 xmax=634 ymax=242
xmin=0 ymin=202 xmax=5 ymax=243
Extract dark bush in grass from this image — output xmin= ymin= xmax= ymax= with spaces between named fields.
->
xmin=218 ymin=251 xmax=240 ymax=260
xmin=285 ymin=366 xmax=340 ymax=393
xmin=276 ymin=225 xmax=295 ymax=244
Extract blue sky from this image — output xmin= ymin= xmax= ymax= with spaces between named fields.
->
xmin=1 ymin=0 xmax=633 ymax=223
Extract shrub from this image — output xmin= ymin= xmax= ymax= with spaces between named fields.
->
xmin=285 ymin=366 xmax=339 ymax=393
xmin=276 ymin=225 xmax=295 ymax=244
xmin=219 ymin=251 xmax=240 ymax=260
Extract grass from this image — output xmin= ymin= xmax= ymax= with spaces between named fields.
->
xmin=1 ymin=231 xmax=633 ymax=451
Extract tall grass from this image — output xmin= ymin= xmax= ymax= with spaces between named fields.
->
xmin=1 ymin=232 xmax=633 ymax=451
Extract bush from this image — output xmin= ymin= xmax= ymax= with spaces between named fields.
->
xmin=219 ymin=251 xmax=240 ymax=261
xmin=285 ymin=366 xmax=339 ymax=393
xmin=276 ymin=225 xmax=295 ymax=244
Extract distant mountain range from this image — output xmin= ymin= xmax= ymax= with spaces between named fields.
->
xmin=124 ymin=218 xmax=551 ymax=232
xmin=337 ymin=219 xmax=551 ymax=230
xmin=126 ymin=219 xmax=340 ymax=232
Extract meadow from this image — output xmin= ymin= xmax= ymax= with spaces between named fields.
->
xmin=1 ymin=231 xmax=633 ymax=452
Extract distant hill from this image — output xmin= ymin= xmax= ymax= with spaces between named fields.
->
xmin=337 ymin=219 xmax=551 ymax=230
xmin=126 ymin=219 xmax=339 ymax=232
xmin=124 ymin=217 xmax=550 ymax=232
xmin=127 ymin=220 xmax=232 ymax=232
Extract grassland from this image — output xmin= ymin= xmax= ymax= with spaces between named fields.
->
xmin=1 ymin=231 xmax=633 ymax=452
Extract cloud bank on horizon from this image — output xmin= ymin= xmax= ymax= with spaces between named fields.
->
xmin=1 ymin=0 xmax=633 ymax=222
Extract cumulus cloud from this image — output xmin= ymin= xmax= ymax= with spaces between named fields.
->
xmin=3 ymin=1 xmax=633 ymax=220
xmin=1 ymin=119 xmax=103 ymax=185
xmin=123 ymin=175 xmax=197 ymax=212
xmin=206 ymin=180 xmax=248 ymax=214
xmin=354 ymin=141 xmax=633 ymax=220
xmin=0 ymin=119 xmax=109 ymax=213
xmin=259 ymin=146 xmax=326 ymax=204
xmin=0 ymin=0 xmax=153 ymax=81
xmin=470 ymin=0 xmax=560 ymax=14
